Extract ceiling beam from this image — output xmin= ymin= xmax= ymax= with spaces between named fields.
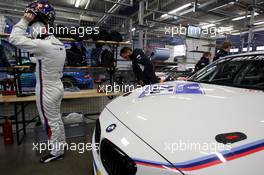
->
xmin=104 ymin=0 xmax=133 ymax=7
xmin=0 ymin=0 xmax=129 ymax=19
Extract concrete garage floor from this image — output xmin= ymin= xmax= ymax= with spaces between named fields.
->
xmin=0 ymin=122 xmax=96 ymax=175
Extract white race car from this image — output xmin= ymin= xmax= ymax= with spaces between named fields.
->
xmin=92 ymin=52 xmax=264 ymax=175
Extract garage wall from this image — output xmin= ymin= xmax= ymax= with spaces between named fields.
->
xmin=142 ymin=36 xmax=216 ymax=64
xmin=216 ymin=30 xmax=264 ymax=54
xmin=186 ymin=38 xmax=216 ymax=63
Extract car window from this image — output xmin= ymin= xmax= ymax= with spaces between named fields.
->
xmin=189 ymin=55 xmax=264 ymax=90
xmin=194 ymin=65 xmax=217 ymax=82
xmin=209 ymin=60 xmax=245 ymax=84
xmin=237 ymin=58 xmax=264 ymax=89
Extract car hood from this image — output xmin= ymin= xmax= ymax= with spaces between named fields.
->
xmin=107 ymin=81 xmax=264 ymax=172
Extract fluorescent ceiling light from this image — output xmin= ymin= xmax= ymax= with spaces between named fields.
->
xmin=256 ymin=46 xmax=264 ymax=51
xmin=230 ymin=48 xmax=239 ymax=53
xmin=243 ymin=47 xmax=252 ymax=52
xmin=219 ymin=26 xmax=233 ymax=31
xmin=85 ymin=0 xmax=90 ymax=9
xmin=75 ymin=0 xmax=82 ymax=8
xmin=231 ymin=30 xmax=241 ymax=35
xmin=231 ymin=30 xmax=239 ymax=33
xmin=161 ymin=14 xmax=168 ymax=18
xmin=218 ymin=26 xmax=234 ymax=33
xmin=131 ymin=28 xmax=136 ymax=32
xmin=201 ymin=23 xmax=215 ymax=29
xmin=169 ymin=3 xmax=193 ymax=14
xmin=161 ymin=3 xmax=193 ymax=18
xmin=254 ymin=21 xmax=264 ymax=25
xmin=232 ymin=12 xmax=259 ymax=21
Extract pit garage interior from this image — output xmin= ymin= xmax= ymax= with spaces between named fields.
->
xmin=0 ymin=0 xmax=263 ymax=175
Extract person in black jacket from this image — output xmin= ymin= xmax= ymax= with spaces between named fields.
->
xmin=195 ymin=52 xmax=212 ymax=72
xmin=120 ymin=47 xmax=160 ymax=85
xmin=213 ymin=41 xmax=232 ymax=62
xmin=0 ymin=45 xmax=10 ymax=67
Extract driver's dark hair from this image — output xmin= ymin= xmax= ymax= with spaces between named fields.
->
xmin=222 ymin=41 xmax=232 ymax=49
xmin=120 ymin=47 xmax=132 ymax=56
xmin=203 ymin=52 xmax=212 ymax=58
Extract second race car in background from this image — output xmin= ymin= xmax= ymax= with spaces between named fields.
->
xmin=20 ymin=68 xmax=94 ymax=90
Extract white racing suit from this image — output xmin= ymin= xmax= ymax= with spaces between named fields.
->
xmin=10 ymin=18 xmax=66 ymax=156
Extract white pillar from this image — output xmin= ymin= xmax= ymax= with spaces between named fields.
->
xmin=138 ymin=1 xmax=144 ymax=49
xmin=0 ymin=15 xmax=6 ymax=33
xmin=247 ymin=1 xmax=256 ymax=52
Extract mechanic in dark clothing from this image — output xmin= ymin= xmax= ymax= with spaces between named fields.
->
xmin=195 ymin=52 xmax=212 ymax=72
xmin=0 ymin=45 xmax=10 ymax=67
xmin=120 ymin=47 xmax=160 ymax=85
xmin=213 ymin=41 xmax=232 ymax=62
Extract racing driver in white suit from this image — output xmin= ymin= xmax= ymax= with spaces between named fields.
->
xmin=10 ymin=0 xmax=66 ymax=163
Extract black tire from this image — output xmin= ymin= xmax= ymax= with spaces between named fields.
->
xmin=62 ymin=77 xmax=76 ymax=88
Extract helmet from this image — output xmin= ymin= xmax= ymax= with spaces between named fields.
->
xmin=25 ymin=0 xmax=56 ymax=26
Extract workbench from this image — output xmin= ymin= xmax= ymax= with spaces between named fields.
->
xmin=0 ymin=90 xmax=122 ymax=145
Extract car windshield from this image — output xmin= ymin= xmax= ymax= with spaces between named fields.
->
xmin=189 ymin=55 xmax=264 ymax=90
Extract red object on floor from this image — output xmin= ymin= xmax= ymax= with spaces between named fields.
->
xmin=2 ymin=90 xmax=16 ymax=96
xmin=3 ymin=118 xmax=14 ymax=145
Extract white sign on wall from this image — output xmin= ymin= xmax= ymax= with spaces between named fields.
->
xmin=0 ymin=15 xmax=6 ymax=33
xmin=165 ymin=45 xmax=186 ymax=62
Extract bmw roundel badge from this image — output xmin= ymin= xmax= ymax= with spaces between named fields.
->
xmin=106 ymin=124 xmax=116 ymax=133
